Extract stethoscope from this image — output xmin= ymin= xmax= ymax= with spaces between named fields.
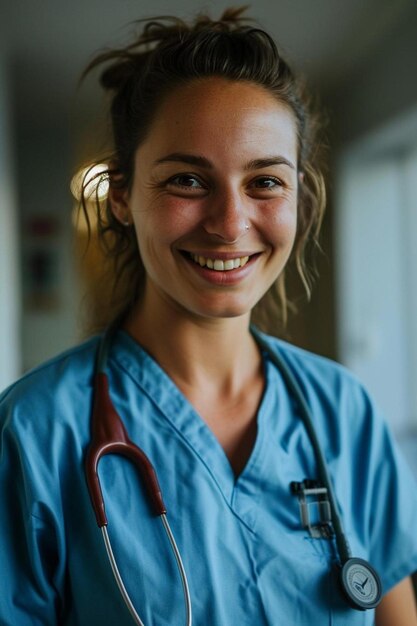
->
xmin=85 ymin=322 xmax=383 ymax=625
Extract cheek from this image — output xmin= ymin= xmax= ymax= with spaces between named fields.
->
xmin=134 ymin=197 xmax=202 ymax=251
xmin=155 ymin=198 xmax=202 ymax=234
xmin=260 ymin=198 xmax=298 ymax=244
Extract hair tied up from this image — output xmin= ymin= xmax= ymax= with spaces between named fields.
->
xmin=82 ymin=6 xmax=252 ymax=92
xmin=194 ymin=6 xmax=252 ymax=30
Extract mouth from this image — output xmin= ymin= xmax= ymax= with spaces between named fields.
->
xmin=189 ymin=253 xmax=249 ymax=272
xmin=182 ymin=251 xmax=259 ymax=272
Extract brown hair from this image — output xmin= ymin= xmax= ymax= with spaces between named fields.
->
xmin=79 ymin=6 xmax=326 ymax=333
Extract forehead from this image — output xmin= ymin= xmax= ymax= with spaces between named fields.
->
xmin=138 ymin=78 xmax=298 ymax=163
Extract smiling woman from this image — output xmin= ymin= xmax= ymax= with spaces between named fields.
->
xmin=109 ymin=77 xmax=299 ymax=323
xmin=0 ymin=6 xmax=417 ymax=626
xmin=79 ymin=9 xmax=325 ymax=334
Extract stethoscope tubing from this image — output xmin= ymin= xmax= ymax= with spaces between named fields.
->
xmin=101 ymin=517 xmax=192 ymax=626
xmin=251 ymin=327 xmax=382 ymax=610
xmin=161 ymin=514 xmax=193 ymax=625
xmin=86 ymin=322 xmax=382 ymax=619
xmin=250 ymin=326 xmax=352 ymax=564
xmin=96 ymin=322 xmax=352 ymax=562
xmin=102 ymin=526 xmax=145 ymax=626
xmin=88 ymin=319 xmax=192 ymax=625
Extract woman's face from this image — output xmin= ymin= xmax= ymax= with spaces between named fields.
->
xmin=115 ymin=77 xmax=299 ymax=321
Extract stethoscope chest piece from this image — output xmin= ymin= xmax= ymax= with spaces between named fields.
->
xmin=339 ymin=558 xmax=382 ymax=610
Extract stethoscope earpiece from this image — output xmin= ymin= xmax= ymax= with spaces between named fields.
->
xmin=339 ymin=558 xmax=383 ymax=610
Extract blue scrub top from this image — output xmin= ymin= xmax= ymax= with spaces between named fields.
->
xmin=1 ymin=329 xmax=417 ymax=625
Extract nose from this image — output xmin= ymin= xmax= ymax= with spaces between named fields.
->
xmin=202 ymin=188 xmax=250 ymax=242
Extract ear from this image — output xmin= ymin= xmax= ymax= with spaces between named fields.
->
xmin=108 ymin=180 xmax=131 ymax=227
xmin=298 ymin=171 xmax=305 ymax=185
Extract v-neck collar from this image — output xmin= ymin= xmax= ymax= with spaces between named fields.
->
xmin=110 ymin=329 xmax=274 ymax=506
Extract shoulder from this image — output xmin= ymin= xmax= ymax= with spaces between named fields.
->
xmin=0 ymin=336 xmax=101 ymax=431
xmin=0 ymin=336 xmax=102 ymax=520
xmin=256 ymin=329 xmax=366 ymax=402
xmin=256 ymin=329 xmax=387 ymax=454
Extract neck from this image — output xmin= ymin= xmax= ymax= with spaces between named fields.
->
xmin=123 ymin=291 xmax=261 ymax=400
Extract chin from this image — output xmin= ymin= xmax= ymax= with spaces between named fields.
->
xmin=187 ymin=297 xmax=257 ymax=321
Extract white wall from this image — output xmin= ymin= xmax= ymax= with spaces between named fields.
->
xmin=337 ymin=155 xmax=410 ymax=430
xmin=0 ymin=59 xmax=21 ymax=391
xmin=336 ymin=108 xmax=417 ymax=473
xmin=403 ymin=144 xmax=417 ymax=429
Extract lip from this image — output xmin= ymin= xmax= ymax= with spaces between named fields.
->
xmin=180 ymin=250 xmax=261 ymax=286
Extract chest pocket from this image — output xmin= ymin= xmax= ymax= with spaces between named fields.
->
xmin=256 ymin=531 xmax=375 ymax=626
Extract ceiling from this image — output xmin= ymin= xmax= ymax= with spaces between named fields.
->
xmin=3 ymin=0 xmax=415 ymax=121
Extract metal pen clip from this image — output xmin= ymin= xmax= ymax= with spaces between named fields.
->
xmin=290 ymin=479 xmax=334 ymax=539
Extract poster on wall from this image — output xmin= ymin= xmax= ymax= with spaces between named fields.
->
xmin=23 ymin=215 xmax=60 ymax=311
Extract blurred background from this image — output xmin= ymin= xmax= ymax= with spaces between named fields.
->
xmin=1 ymin=0 xmax=417 ymax=471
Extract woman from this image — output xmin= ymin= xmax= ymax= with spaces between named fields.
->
xmin=1 ymin=8 xmax=416 ymax=625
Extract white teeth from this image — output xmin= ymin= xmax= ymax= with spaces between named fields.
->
xmin=190 ymin=253 xmax=251 ymax=271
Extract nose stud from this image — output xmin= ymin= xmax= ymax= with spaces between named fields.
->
xmin=245 ymin=224 xmax=250 ymax=231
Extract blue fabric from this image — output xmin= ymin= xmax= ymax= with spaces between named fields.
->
xmin=1 ymin=329 xmax=417 ymax=625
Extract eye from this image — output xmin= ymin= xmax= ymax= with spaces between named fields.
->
xmin=250 ymin=176 xmax=283 ymax=190
xmin=167 ymin=174 xmax=206 ymax=190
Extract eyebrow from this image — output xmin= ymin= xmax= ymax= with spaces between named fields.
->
xmin=245 ymin=156 xmax=295 ymax=171
xmin=154 ymin=152 xmax=296 ymax=171
xmin=154 ymin=153 xmax=212 ymax=169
